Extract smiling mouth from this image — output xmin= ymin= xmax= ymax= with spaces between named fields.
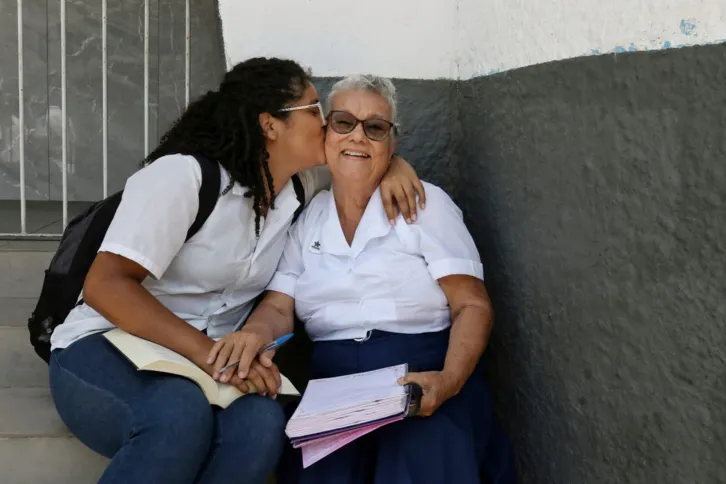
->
xmin=341 ymin=150 xmax=371 ymax=159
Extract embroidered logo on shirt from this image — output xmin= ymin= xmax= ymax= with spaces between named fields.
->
xmin=311 ymin=241 xmax=321 ymax=251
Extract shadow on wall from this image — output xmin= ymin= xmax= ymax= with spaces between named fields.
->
xmin=454 ymin=43 xmax=726 ymax=484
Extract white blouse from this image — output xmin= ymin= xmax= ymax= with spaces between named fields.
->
xmin=51 ymin=154 xmax=331 ymax=350
xmin=267 ymin=182 xmax=484 ymax=342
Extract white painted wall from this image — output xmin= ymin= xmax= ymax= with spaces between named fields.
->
xmin=219 ymin=0 xmax=726 ymax=79
xmin=218 ymin=0 xmax=456 ymax=79
xmin=455 ymin=0 xmax=726 ymax=78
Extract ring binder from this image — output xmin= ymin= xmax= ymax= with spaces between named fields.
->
xmin=404 ymin=382 xmax=423 ymax=417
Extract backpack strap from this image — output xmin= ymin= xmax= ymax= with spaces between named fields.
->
xmin=186 ymin=155 xmax=221 ymax=241
xmin=291 ymin=173 xmax=305 ymax=224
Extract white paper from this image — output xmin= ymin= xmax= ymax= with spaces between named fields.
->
xmin=286 ymin=364 xmax=409 ymax=439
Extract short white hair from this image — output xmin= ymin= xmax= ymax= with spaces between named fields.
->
xmin=327 ymin=74 xmax=399 ymax=128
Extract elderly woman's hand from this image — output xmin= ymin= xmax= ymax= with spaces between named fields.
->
xmin=380 ymin=156 xmax=426 ymax=225
xmin=398 ymin=371 xmax=460 ymax=417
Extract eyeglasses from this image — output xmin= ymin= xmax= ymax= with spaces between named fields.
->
xmin=327 ymin=110 xmax=397 ymax=141
xmin=278 ymin=101 xmax=327 ymax=126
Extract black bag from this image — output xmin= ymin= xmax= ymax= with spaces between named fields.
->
xmin=27 ymin=155 xmax=222 ymax=362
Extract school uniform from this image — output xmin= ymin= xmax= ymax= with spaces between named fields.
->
xmin=270 ymin=183 xmax=516 ymax=483
xmin=48 ymin=154 xmax=331 ymax=484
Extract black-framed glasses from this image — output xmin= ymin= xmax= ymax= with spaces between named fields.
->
xmin=327 ymin=110 xmax=397 ymax=141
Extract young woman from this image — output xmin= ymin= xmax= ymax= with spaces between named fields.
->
xmin=47 ymin=58 xmax=425 ymax=484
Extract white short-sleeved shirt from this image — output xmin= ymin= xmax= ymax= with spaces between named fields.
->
xmin=50 ymin=154 xmax=331 ymax=350
xmin=266 ymin=182 xmax=484 ymax=342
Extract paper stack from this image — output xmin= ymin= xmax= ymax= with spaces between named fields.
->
xmin=285 ymin=364 xmax=413 ymax=467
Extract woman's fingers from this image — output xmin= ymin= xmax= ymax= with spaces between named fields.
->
xmin=246 ymin=366 xmax=267 ymax=395
xmin=250 ymin=361 xmax=282 ymax=396
xmin=236 ymin=337 xmax=263 ymax=379
xmin=392 ymin=185 xmax=412 ymax=223
xmin=258 ymin=349 xmax=276 ymax=368
xmin=381 ymin=187 xmax=397 ymax=225
xmin=207 ymin=339 xmax=224 ymax=365
xmin=413 ymin=178 xmax=426 ymax=209
xmin=402 ymin=182 xmax=418 ymax=222
xmin=419 ymin=393 xmax=437 ymax=417
xmin=217 ymin=341 xmax=244 ymax=382
xmin=212 ymin=341 xmax=236 ymax=377
xmin=228 ymin=374 xmax=250 ymax=394
xmin=219 ymin=365 xmax=237 ymax=383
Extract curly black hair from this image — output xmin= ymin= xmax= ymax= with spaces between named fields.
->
xmin=144 ymin=57 xmax=312 ymax=236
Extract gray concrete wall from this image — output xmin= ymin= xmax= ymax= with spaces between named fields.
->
xmin=0 ymin=0 xmax=225 ymax=201
xmin=454 ymin=44 xmax=726 ymax=484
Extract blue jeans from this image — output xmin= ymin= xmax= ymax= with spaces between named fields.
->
xmin=49 ymin=333 xmax=286 ymax=484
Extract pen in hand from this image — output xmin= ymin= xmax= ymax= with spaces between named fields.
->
xmin=218 ymin=333 xmax=293 ymax=374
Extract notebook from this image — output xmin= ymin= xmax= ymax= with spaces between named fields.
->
xmin=284 ymin=363 xmax=421 ymax=467
xmin=103 ymin=328 xmax=300 ymax=409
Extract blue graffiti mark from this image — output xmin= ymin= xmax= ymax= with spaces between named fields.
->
xmin=465 ymin=38 xmax=726 ymax=80
xmin=467 ymin=68 xmax=501 ymax=79
xmin=680 ymin=19 xmax=696 ymax=36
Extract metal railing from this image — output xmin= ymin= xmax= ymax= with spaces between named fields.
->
xmin=2 ymin=0 xmax=192 ymax=240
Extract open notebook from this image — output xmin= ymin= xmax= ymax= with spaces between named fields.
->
xmin=103 ymin=328 xmax=299 ymax=409
xmin=285 ymin=364 xmax=421 ymax=467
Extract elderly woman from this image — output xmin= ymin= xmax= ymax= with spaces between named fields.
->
xmin=209 ymin=75 xmax=514 ymax=483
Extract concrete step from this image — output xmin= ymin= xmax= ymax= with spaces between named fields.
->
xmin=0 ymin=438 xmax=108 ymax=484
xmin=0 ymin=388 xmax=69 ymax=437
xmin=0 ymin=240 xmax=59 ymax=252
xmin=0 ymin=387 xmax=109 ymax=483
xmin=0 ymin=326 xmax=49 ymax=388
xmin=0 ymin=250 xmax=52 ymax=298
xmin=0 ymin=297 xmax=36 ymax=327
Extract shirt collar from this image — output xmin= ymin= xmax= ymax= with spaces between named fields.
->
xmin=222 ymin=168 xmax=301 ymax=226
xmin=315 ymin=187 xmax=392 ymax=258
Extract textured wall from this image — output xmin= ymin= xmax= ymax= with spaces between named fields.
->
xmin=455 ymin=0 xmax=726 ymax=77
xmin=456 ymin=44 xmax=726 ymax=483
xmin=0 ymin=0 xmax=226 ymax=201
xmin=219 ymin=0 xmax=726 ymax=80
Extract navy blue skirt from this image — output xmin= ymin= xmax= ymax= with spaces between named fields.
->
xmin=278 ymin=329 xmax=517 ymax=484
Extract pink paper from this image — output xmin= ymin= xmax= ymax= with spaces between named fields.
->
xmin=300 ymin=416 xmax=404 ymax=468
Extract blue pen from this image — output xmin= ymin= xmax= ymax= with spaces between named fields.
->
xmin=218 ymin=333 xmax=293 ymax=374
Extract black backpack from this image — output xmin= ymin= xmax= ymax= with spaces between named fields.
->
xmin=27 ymin=156 xmax=306 ymax=363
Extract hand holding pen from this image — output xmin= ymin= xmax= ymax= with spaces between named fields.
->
xmin=219 ymin=333 xmax=293 ymax=374
xmin=207 ymin=329 xmax=293 ymax=396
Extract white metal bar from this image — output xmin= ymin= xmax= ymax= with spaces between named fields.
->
xmin=144 ymin=0 xmax=149 ymax=156
xmin=17 ymin=0 xmax=27 ymax=235
xmin=102 ymin=0 xmax=108 ymax=197
xmin=185 ymin=0 xmax=190 ymax=107
xmin=61 ymin=0 xmax=68 ymax=228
